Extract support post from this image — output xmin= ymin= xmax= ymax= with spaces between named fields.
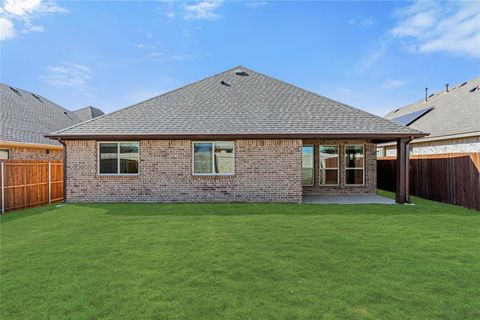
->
xmin=1 ymin=161 xmax=4 ymax=214
xmin=395 ymin=138 xmax=411 ymax=204
xmin=48 ymin=161 xmax=51 ymax=204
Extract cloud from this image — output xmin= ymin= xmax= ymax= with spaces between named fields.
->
xmin=245 ymin=1 xmax=268 ymax=8
xmin=184 ymin=1 xmax=222 ymax=20
xmin=353 ymin=36 xmax=390 ymax=74
xmin=349 ymin=17 xmax=375 ymax=27
xmin=391 ymin=1 xmax=480 ymax=58
xmin=42 ymin=62 xmax=92 ymax=91
xmin=0 ymin=0 xmax=66 ymax=41
xmin=381 ymin=80 xmax=408 ymax=89
xmin=0 ymin=17 xmax=15 ymax=40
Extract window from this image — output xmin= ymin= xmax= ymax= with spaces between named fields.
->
xmin=98 ymin=142 xmax=139 ymax=175
xmin=319 ymin=146 xmax=339 ymax=185
xmin=193 ymin=142 xmax=234 ymax=175
xmin=302 ymin=146 xmax=314 ymax=186
xmin=0 ymin=149 xmax=9 ymax=160
xmin=345 ymin=145 xmax=364 ymax=185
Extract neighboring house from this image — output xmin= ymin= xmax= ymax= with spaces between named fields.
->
xmin=0 ymin=83 xmax=104 ymax=160
xmin=377 ymin=77 xmax=480 ymax=157
xmin=47 ymin=66 xmax=424 ymax=203
xmin=74 ymin=106 xmax=105 ymax=122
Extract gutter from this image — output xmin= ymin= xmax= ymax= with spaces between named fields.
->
xmin=45 ymin=132 xmax=428 ymax=141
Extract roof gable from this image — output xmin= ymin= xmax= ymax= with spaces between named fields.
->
xmin=48 ymin=66 xmax=424 ymax=139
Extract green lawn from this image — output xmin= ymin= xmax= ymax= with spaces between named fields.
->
xmin=1 ymin=192 xmax=479 ymax=320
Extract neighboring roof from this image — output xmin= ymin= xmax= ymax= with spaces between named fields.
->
xmin=48 ymin=66 xmax=424 ymax=140
xmin=0 ymin=84 xmax=102 ymax=146
xmin=385 ymin=77 xmax=480 ymax=139
xmin=74 ymin=106 xmax=105 ymax=122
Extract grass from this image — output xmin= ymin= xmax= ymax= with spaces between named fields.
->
xmin=1 ymin=191 xmax=479 ymax=320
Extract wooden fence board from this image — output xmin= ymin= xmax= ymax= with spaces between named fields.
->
xmin=378 ymin=153 xmax=480 ymax=210
xmin=1 ymin=160 xmax=64 ymax=212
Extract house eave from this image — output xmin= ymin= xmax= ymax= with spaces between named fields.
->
xmin=46 ymin=132 xmax=427 ymax=142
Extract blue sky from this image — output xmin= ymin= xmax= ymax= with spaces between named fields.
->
xmin=1 ymin=0 xmax=479 ymax=116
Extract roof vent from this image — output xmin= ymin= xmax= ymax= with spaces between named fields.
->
xmin=220 ymin=80 xmax=230 ymax=86
xmin=445 ymin=83 xmax=449 ymax=92
xmin=234 ymin=69 xmax=248 ymax=76
xmin=459 ymin=81 xmax=467 ymax=87
xmin=31 ymin=93 xmax=42 ymax=102
xmin=9 ymin=87 xmax=21 ymax=96
xmin=470 ymin=86 xmax=478 ymax=93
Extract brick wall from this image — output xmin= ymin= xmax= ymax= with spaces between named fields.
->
xmin=65 ymin=139 xmax=303 ymax=203
xmin=0 ymin=145 xmax=63 ymax=160
xmin=382 ymin=136 xmax=480 ymax=157
xmin=302 ymin=139 xmax=377 ymax=195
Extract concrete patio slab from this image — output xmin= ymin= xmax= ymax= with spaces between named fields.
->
xmin=303 ymin=194 xmax=396 ymax=204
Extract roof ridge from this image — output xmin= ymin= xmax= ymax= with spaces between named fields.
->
xmin=50 ymin=65 xmax=243 ymax=136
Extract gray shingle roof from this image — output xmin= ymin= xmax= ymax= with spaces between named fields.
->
xmin=385 ymin=77 xmax=480 ymax=138
xmin=0 ymin=83 xmax=102 ymax=146
xmin=48 ymin=66 xmax=424 ymax=139
xmin=74 ymin=106 xmax=105 ymax=122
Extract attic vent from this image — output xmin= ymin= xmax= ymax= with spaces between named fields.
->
xmin=428 ymin=93 xmax=434 ymax=98
xmin=234 ymin=69 xmax=248 ymax=76
xmin=459 ymin=82 xmax=467 ymax=87
xmin=220 ymin=80 xmax=230 ymax=86
xmin=394 ymin=108 xmax=400 ymax=113
xmin=31 ymin=93 xmax=42 ymax=102
xmin=9 ymin=87 xmax=21 ymax=96
xmin=64 ymin=111 xmax=68 ymax=115
xmin=470 ymin=86 xmax=478 ymax=93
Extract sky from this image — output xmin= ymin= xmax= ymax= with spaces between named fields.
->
xmin=1 ymin=0 xmax=479 ymax=116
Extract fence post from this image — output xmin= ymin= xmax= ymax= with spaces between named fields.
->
xmin=48 ymin=161 xmax=51 ymax=204
xmin=1 ymin=162 xmax=4 ymax=214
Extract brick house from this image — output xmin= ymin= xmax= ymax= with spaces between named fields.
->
xmin=47 ymin=67 xmax=425 ymax=203
xmin=0 ymin=83 xmax=104 ymax=160
xmin=377 ymin=77 xmax=479 ymax=157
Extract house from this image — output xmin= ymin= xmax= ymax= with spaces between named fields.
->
xmin=0 ymin=83 xmax=104 ymax=160
xmin=46 ymin=66 xmax=425 ymax=203
xmin=377 ymin=77 xmax=480 ymax=157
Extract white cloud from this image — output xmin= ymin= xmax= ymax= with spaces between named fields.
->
xmin=391 ymin=1 xmax=480 ymax=58
xmin=245 ymin=1 xmax=268 ymax=8
xmin=0 ymin=17 xmax=15 ymax=40
xmin=0 ymin=0 xmax=66 ymax=41
xmin=349 ymin=17 xmax=375 ymax=27
xmin=381 ymin=80 xmax=408 ymax=89
xmin=42 ymin=62 xmax=92 ymax=91
xmin=184 ymin=1 xmax=222 ymax=20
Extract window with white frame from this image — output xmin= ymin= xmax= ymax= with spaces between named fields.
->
xmin=345 ymin=145 xmax=364 ymax=185
xmin=193 ymin=141 xmax=234 ymax=175
xmin=319 ymin=145 xmax=339 ymax=185
xmin=302 ymin=146 xmax=314 ymax=186
xmin=98 ymin=142 xmax=139 ymax=175
xmin=0 ymin=149 xmax=9 ymax=160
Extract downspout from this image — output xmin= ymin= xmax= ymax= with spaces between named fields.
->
xmin=59 ymin=139 xmax=67 ymax=203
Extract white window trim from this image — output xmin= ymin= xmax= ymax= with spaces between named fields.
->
xmin=0 ymin=149 xmax=10 ymax=160
xmin=318 ymin=145 xmax=340 ymax=186
xmin=97 ymin=141 xmax=140 ymax=176
xmin=302 ymin=145 xmax=315 ymax=186
xmin=345 ymin=144 xmax=365 ymax=186
xmin=192 ymin=141 xmax=235 ymax=176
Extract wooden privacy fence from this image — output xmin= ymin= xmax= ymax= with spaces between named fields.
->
xmin=378 ymin=153 xmax=480 ymax=210
xmin=1 ymin=160 xmax=64 ymax=213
